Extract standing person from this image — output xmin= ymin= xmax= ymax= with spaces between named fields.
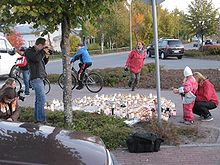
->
xmin=18 ymin=47 xmax=30 ymax=95
xmin=70 ymin=43 xmax=92 ymax=90
xmin=0 ymin=87 xmax=19 ymax=121
xmin=193 ymin=72 xmax=219 ymax=121
xmin=25 ymin=38 xmax=50 ymax=124
xmin=173 ymin=66 xmax=198 ymax=125
xmin=124 ymin=41 xmax=146 ymax=91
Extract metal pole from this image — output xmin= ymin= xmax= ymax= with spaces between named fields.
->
xmin=151 ymin=0 xmax=161 ymax=125
xmin=129 ymin=3 xmax=132 ymax=51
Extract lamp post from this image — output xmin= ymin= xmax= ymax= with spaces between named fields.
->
xmin=127 ymin=0 xmax=133 ymax=51
xmin=142 ymin=0 xmax=165 ymax=125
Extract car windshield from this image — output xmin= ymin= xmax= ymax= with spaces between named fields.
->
xmin=168 ymin=40 xmax=182 ymax=47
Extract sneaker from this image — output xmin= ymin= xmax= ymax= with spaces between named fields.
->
xmin=128 ymin=82 xmax=132 ymax=87
xmin=179 ymin=120 xmax=194 ymax=125
xmin=76 ymin=85 xmax=84 ymax=90
xmin=201 ymin=115 xmax=213 ymax=122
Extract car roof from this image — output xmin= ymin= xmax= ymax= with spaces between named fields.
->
xmin=0 ymin=121 xmax=107 ymax=165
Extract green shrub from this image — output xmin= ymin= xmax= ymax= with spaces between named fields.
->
xmin=88 ymin=43 xmax=101 ymax=50
xmin=47 ymin=74 xmax=60 ymax=84
xmin=184 ymin=50 xmax=207 ymax=57
xmin=19 ymin=107 xmax=131 ymax=149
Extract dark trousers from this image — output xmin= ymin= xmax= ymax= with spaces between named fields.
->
xmin=78 ymin=62 xmax=92 ymax=84
xmin=193 ymin=101 xmax=217 ymax=117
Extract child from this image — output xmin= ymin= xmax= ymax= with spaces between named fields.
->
xmin=173 ymin=66 xmax=198 ymax=125
xmin=125 ymin=41 xmax=146 ymax=91
xmin=18 ymin=47 xmax=30 ymax=95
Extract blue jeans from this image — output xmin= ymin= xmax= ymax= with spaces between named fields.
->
xmin=31 ymin=78 xmax=46 ymax=122
xmin=22 ymin=70 xmax=30 ymax=95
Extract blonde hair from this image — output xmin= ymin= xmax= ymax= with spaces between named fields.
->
xmin=193 ymin=72 xmax=206 ymax=83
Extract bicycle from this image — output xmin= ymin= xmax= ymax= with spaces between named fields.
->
xmin=58 ymin=64 xmax=103 ymax=93
xmin=9 ymin=65 xmax=51 ymax=95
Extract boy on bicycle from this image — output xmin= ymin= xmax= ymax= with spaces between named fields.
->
xmin=70 ymin=43 xmax=92 ymax=90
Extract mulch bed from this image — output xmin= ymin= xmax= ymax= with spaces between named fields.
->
xmin=119 ymin=69 xmax=220 ymax=91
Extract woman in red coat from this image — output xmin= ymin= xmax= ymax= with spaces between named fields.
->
xmin=125 ymin=42 xmax=146 ymax=91
xmin=193 ymin=72 xmax=219 ymax=121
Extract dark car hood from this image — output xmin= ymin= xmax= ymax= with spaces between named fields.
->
xmin=0 ymin=121 xmax=108 ymax=165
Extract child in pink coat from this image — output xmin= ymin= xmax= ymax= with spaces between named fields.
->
xmin=125 ymin=42 xmax=146 ymax=91
xmin=173 ymin=66 xmax=198 ymax=125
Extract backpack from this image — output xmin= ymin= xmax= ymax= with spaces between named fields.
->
xmin=126 ymin=132 xmax=164 ymax=153
xmin=15 ymin=56 xmax=27 ymax=67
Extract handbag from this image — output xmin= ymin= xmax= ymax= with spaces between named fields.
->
xmin=182 ymin=91 xmax=196 ymax=104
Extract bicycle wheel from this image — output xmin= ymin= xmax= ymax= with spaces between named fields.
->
xmin=9 ymin=65 xmax=23 ymax=80
xmin=14 ymin=77 xmax=22 ymax=91
xmin=58 ymin=73 xmax=77 ymax=90
xmin=85 ymin=72 xmax=103 ymax=93
xmin=43 ymin=78 xmax=51 ymax=95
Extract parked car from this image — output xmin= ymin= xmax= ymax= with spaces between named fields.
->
xmin=0 ymin=121 xmax=119 ymax=165
xmin=147 ymin=38 xmax=184 ymax=59
xmin=0 ymin=36 xmax=20 ymax=76
xmin=204 ymin=39 xmax=213 ymax=45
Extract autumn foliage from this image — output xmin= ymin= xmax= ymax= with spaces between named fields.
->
xmin=6 ymin=30 xmax=24 ymax=51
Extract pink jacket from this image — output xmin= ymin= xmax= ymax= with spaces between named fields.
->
xmin=182 ymin=76 xmax=198 ymax=94
xmin=125 ymin=49 xmax=146 ymax=73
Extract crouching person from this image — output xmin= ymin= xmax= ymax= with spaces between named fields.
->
xmin=0 ymin=87 xmax=19 ymax=121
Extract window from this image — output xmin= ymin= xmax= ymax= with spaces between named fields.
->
xmin=168 ymin=40 xmax=182 ymax=47
xmin=0 ymin=39 xmax=7 ymax=51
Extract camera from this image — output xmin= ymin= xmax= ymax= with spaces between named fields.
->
xmin=48 ymin=49 xmax=53 ymax=55
xmin=17 ymin=89 xmax=25 ymax=101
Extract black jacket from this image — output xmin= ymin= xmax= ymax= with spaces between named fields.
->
xmin=25 ymin=46 xmax=49 ymax=80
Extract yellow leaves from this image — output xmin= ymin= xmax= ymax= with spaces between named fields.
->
xmin=133 ymin=13 xmax=144 ymax=25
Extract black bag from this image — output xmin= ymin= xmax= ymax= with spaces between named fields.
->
xmin=126 ymin=132 xmax=164 ymax=153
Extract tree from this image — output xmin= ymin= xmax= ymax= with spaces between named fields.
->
xmin=0 ymin=0 xmax=119 ymax=126
xmin=6 ymin=30 xmax=25 ymax=51
xmin=186 ymin=0 xmax=219 ymax=44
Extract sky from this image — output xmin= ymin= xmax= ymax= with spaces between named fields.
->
xmin=161 ymin=0 xmax=220 ymax=12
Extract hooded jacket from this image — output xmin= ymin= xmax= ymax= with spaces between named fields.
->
xmin=125 ymin=48 xmax=146 ymax=73
xmin=195 ymin=79 xmax=219 ymax=106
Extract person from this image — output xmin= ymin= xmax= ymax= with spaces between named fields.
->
xmin=173 ymin=66 xmax=198 ymax=125
xmin=193 ymin=72 xmax=219 ymax=121
xmin=124 ymin=41 xmax=146 ymax=91
xmin=18 ymin=46 xmax=30 ymax=95
xmin=25 ymin=37 xmax=50 ymax=124
xmin=1 ymin=78 xmax=16 ymax=90
xmin=0 ymin=87 xmax=19 ymax=121
xmin=70 ymin=43 xmax=92 ymax=90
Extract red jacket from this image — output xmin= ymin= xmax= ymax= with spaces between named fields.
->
xmin=195 ymin=79 xmax=219 ymax=106
xmin=125 ymin=49 xmax=146 ymax=73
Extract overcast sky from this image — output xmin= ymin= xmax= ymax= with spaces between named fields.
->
xmin=161 ymin=0 xmax=220 ymax=12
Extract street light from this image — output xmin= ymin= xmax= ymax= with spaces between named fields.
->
xmin=142 ymin=0 xmax=165 ymax=125
xmin=127 ymin=0 xmax=133 ymax=51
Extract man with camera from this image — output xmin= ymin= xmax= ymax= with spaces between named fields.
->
xmin=25 ymin=37 xmax=50 ymax=124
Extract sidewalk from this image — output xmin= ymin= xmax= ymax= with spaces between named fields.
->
xmin=20 ymin=85 xmax=220 ymax=165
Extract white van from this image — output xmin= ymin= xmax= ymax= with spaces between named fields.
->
xmin=0 ymin=36 xmax=20 ymax=76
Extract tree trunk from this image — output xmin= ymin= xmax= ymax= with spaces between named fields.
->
xmin=101 ymin=33 xmax=104 ymax=54
xmin=60 ymin=14 xmax=72 ymax=126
